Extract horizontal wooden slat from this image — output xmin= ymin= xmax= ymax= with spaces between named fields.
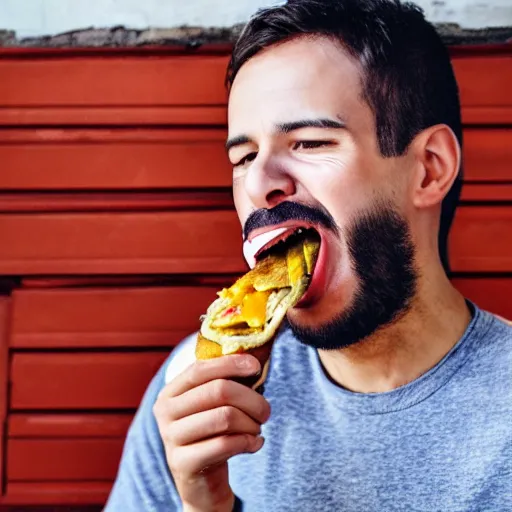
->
xmin=0 ymin=128 xmax=227 ymax=143
xmin=449 ymin=206 xmax=512 ymax=272
xmin=0 ymin=105 xmax=227 ymax=126
xmin=0 ymin=128 xmax=226 ymax=143
xmin=463 ymin=129 xmax=512 ymax=182
xmin=460 ymin=184 xmax=512 ymax=202
xmin=0 ymin=128 xmax=510 ymax=190
xmin=452 ymin=278 xmax=512 ymax=320
xmin=0 ymin=51 xmax=508 ymax=125
xmin=0 ymin=185 xmax=510 ymax=212
xmin=0 ymin=206 xmax=510 ymax=274
xmin=0 ymin=210 xmax=246 ymax=275
xmin=11 ymin=352 xmax=169 ymax=409
xmin=4 ymin=481 xmax=111 ymax=505
xmin=8 ymin=414 xmax=133 ymax=438
xmin=0 ymin=45 xmax=233 ymax=57
xmin=461 ymin=107 xmax=512 ymax=125
xmin=0 ymin=298 xmax=10 ymax=491
xmin=2 ymin=104 xmax=510 ymax=127
xmin=0 ymin=129 xmax=230 ymax=190
xmin=0 ymin=191 xmax=234 ymax=213
xmin=0 ymin=53 xmax=509 ymax=110
xmin=10 ymin=279 xmax=512 ymax=350
xmin=19 ymin=275 xmax=234 ymax=288
xmin=0 ymin=105 xmax=510 ymax=127
xmin=10 ymin=286 xmax=216 ymax=348
xmin=452 ymin=55 xmax=512 ymax=109
xmin=0 ymin=55 xmax=228 ymax=106
xmin=7 ymin=438 xmax=123 ymax=481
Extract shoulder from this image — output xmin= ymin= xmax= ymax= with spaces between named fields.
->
xmin=105 ymin=347 xmax=182 ymax=509
xmin=486 ymin=311 xmax=512 ymax=342
xmin=470 ymin=309 xmax=512 ymax=376
xmin=476 ymin=309 xmax=512 ymax=346
xmin=494 ymin=314 xmax=512 ymax=327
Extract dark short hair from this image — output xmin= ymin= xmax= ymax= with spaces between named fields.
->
xmin=227 ymin=0 xmax=463 ymax=273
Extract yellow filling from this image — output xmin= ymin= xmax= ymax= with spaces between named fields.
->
xmin=211 ymin=233 xmax=320 ymax=334
xmin=242 ymin=290 xmax=272 ymax=328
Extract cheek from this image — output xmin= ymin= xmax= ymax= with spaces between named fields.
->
xmin=295 ymin=154 xmax=374 ymax=227
xmin=232 ymin=176 xmax=251 ymax=224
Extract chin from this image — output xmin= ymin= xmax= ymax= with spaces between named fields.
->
xmin=285 ymin=258 xmax=416 ymax=352
xmin=286 ymin=280 xmax=356 ymax=334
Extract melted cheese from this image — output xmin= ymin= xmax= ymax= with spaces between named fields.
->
xmin=304 ymin=238 xmax=320 ymax=274
xmin=211 ymin=233 xmax=318 ymax=337
xmin=242 ymin=290 xmax=271 ymax=328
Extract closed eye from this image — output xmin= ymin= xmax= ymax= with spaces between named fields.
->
xmin=233 ymin=152 xmax=258 ymax=168
xmin=293 ymin=140 xmax=335 ymax=150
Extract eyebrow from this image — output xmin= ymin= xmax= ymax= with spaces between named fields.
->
xmin=225 ymin=117 xmax=346 ymax=152
xmin=276 ymin=118 xmax=346 ymax=133
xmin=225 ymin=134 xmax=252 ymax=152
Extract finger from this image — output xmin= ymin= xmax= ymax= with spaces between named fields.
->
xmin=163 ymin=354 xmax=261 ymax=398
xmin=170 ymin=434 xmax=265 ymax=476
xmin=168 ymin=406 xmax=262 ymax=446
xmin=166 ymin=379 xmax=271 ymax=424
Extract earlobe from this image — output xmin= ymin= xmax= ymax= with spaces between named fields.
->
xmin=412 ymin=124 xmax=461 ymax=210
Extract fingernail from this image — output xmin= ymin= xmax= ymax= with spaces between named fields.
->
xmin=235 ymin=356 xmax=258 ymax=372
xmin=250 ymin=436 xmax=265 ymax=452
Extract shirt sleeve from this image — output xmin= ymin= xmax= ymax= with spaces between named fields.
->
xmin=104 ymin=355 xmax=182 ymax=512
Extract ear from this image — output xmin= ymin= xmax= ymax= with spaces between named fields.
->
xmin=410 ymin=124 xmax=461 ymax=209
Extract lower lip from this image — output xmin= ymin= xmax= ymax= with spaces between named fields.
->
xmin=295 ymin=233 xmax=328 ymax=308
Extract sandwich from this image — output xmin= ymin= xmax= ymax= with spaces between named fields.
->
xmin=196 ymin=227 xmax=320 ymax=389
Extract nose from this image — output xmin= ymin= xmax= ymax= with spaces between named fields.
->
xmin=243 ymin=153 xmax=296 ymax=209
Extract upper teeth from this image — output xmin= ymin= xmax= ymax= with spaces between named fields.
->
xmin=243 ymin=227 xmax=289 ymax=269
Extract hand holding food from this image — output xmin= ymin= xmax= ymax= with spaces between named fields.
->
xmin=153 ymin=353 xmax=270 ymax=512
xmin=196 ymin=228 xmax=321 ymax=389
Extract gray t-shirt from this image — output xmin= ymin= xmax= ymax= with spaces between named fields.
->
xmin=105 ymin=304 xmax=512 ymax=511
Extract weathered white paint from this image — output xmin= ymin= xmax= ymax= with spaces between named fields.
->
xmin=0 ymin=0 xmax=510 ymax=38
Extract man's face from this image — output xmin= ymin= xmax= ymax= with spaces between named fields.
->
xmin=227 ymin=36 xmax=417 ymax=350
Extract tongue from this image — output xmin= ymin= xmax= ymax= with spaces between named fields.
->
xmin=243 ymin=228 xmax=290 ymax=269
xmin=244 ymin=227 xmax=321 ymax=278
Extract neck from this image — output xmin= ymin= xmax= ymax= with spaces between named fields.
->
xmin=318 ymin=265 xmax=472 ymax=394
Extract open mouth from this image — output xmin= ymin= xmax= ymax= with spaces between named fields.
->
xmin=199 ymin=225 xmax=322 ymax=354
xmin=255 ymin=226 xmax=320 ymax=266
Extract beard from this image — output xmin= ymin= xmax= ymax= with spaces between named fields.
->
xmin=288 ymin=200 xmax=418 ymax=351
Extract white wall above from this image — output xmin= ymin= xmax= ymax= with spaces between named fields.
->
xmin=0 ymin=0 xmax=511 ymax=38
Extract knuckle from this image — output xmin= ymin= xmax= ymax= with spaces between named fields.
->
xmin=163 ymin=422 xmax=177 ymax=444
xmin=243 ymin=434 xmax=253 ymax=451
xmin=153 ymin=396 xmax=174 ymax=425
xmin=186 ymin=363 xmax=202 ymax=387
xmin=158 ymin=382 xmax=176 ymax=401
xmin=166 ymin=447 xmax=180 ymax=475
xmin=160 ymin=423 xmax=174 ymax=446
xmin=260 ymin=398 xmax=271 ymax=421
xmin=153 ymin=410 xmax=178 ymax=445
xmin=216 ymin=434 xmax=250 ymax=456
xmin=213 ymin=434 xmax=234 ymax=455
xmin=152 ymin=401 xmax=166 ymax=426
xmin=212 ymin=378 xmax=231 ymax=403
xmin=216 ymin=405 xmax=236 ymax=432
xmin=186 ymin=359 xmax=209 ymax=387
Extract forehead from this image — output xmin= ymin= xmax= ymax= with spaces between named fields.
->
xmin=228 ymin=36 xmax=363 ymax=134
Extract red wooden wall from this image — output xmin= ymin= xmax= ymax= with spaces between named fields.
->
xmin=0 ymin=44 xmax=511 ymax=506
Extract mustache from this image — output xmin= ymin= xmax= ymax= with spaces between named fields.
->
xmin=243 ymin=201 xmax=338 ymax=241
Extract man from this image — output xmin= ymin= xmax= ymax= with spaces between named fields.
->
xmin=105 ymin=0 xmax=512 ymax=510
